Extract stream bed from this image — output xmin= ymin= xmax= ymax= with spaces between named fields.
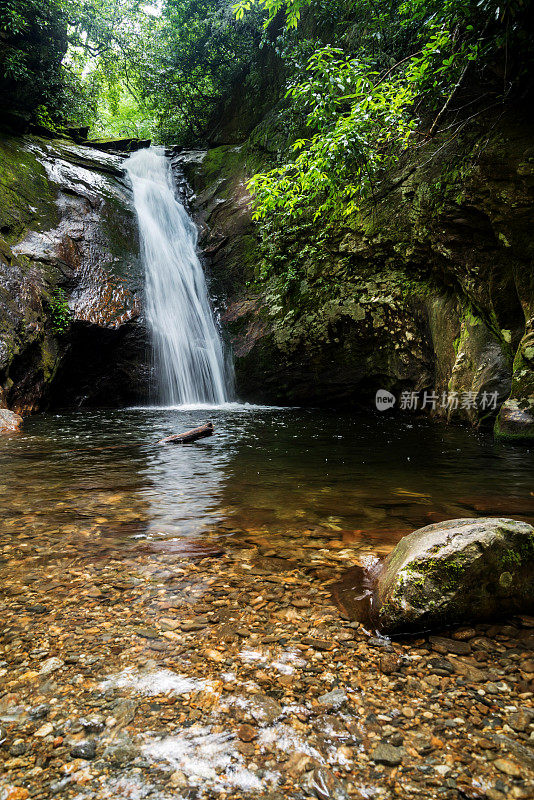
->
xmin=0 ymin=408 xmax=533 ymax=800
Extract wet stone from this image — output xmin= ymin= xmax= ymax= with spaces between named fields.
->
xmin=39 ymin=657 xmax=64 ymax=675
xmin=301 ymin=637 xmax=333 ymax=651
xmin=237 ymin=723 xmax=258 ymax=742
xmin=305 ymin=766 xmax=346 ymax=800
xmin=69 ymin=739 xmax=96 ymax=760
xmin=317 ymin=689 xmax=348 ymax=709
xmin=132 ymin=626 xmax=158 ymax=639
xmin=242 ymin=694 xmax=283 ymax=726
xmin=428 ymin=657 xmax=455 ymax=675
xmin=380 ymin=653 xmax=401 ymax=674
xmin=371 ymin=742 xmax=406 ymax=766
xmin=34 ymin=722 xmax=54 ymax=738
xmin=9 ymin=739 xmax=27 ymax=756
xmin=103 ymin=737 xmax=138 ymax=766
xmin=429 ymin=636 xmax=471 ymax=655
xmin=494 ymin=758 xmax=522 ymax=777
xmin=508 ymin=709 xmax=534 ymax=732
xmin=1 ymin=476 xmax=534 ymax=800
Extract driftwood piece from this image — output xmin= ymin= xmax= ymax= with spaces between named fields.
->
xmin=158 ymin=422 xmax=214 ymax=445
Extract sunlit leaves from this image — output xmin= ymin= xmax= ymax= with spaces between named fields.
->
xmin=247 ymin=46 xmax=417 ymax=227
xmin=233 ymin=0 xmax=310 ymax=28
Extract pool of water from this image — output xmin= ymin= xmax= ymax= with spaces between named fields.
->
xmin=1 ymin=406 xmax=532 ymax=560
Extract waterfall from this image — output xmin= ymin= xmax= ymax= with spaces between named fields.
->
xmin=125 ymin=147 xmax=231 ymax=406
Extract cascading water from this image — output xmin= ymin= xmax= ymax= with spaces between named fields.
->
xmin=125 ymin=147 xmax=231 ymax=405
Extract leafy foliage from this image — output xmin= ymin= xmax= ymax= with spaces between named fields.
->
xmin=235 ymin=0 xmax=534 ymax=255
xmin=0 ymin=0 xmax=69 ymax=123
xmin=233 ymin=0 xmax=311 ymax=29
xmin=47 ymin=288 xmax=72 ymax=334
xmin=1 ymin=0 xmax=531 ymax=186
xmin=137 ymin=0 xmax=265 ymax=143
xmin=248 ymin=46 xmax=417 ymax=224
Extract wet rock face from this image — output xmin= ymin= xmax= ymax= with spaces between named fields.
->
xmin=0 ymin=134 xmax=149 ymax=412
xmin=180 ymin=117 xmax=534 ymax=432
xmin=375 ymin=518 xmax=534 ymax=634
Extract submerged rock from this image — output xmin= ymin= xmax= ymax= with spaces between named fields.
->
xmin=375 ymin=517 xmax=534 ymax=634
xmin=0 ymin=408 xmax=22 ymax=432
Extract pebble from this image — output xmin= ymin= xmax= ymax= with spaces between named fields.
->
xmin=34 ymin=723 xmax=54 ymax=738
xmin=494 ymin=758 xmax=522 ymax=777
xmin=1 ymin=508 xmax=533 ymax=800
xmin=28 ymin=704 xmax=50 ymax=720
xmin=169 ymin=770 xmax=188 ymax=788
xmin=245 ymin=694 xmax=283 ymax=726
xmin=317 ymin=689 xmax=347 ymax=709
xmin=9 ymin=740 xmax=27 ymax=756
xmin=429 ymin=636 xmax=471 ymax=655
xmin=39 ymin=657 xmax=64 ymax=675
xmin=301 ymin=637 xmax=333 ymax=651
xmin=103 ymin=738 xmax=138 ymax=766
xmin=380 ymin=653 xmax=400 ymax=674
xmin=237 ymin=723 xmax=258 ymax=742
xmin=69 ymin=740 xmax=96 ymax=760
xmin=371 ymin=743 xmax=405 ymax=766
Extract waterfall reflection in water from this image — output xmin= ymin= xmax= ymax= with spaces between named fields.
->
xmin=0 ymin=408 xmax=532 ymax=561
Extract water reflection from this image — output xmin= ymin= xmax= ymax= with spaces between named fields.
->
xmin=0 ymin=407 xmax=532 ymax=560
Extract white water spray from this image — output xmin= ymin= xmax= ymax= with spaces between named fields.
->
xmin=125 ymin=147 xmax=231 ymax=405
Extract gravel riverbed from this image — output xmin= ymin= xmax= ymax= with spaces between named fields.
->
xmin=1 ymin=525 xmax=533 ymax=800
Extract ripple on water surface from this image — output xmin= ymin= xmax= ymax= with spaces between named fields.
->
xmin=0 ymin=407 xmax=532 ymax=560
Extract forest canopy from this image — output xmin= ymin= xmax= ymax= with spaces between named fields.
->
xmin=1 ymin=0 xmax=532 ymax=233
xmin=1 ymin=0 xmax=531 ymax=138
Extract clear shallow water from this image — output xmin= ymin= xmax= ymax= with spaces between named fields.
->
xmin=0 ymin=408 xmax=532 ymax=559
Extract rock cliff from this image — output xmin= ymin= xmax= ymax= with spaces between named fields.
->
xmin=0 ymin=134 xmax=149 ymax=412
xmin=176 ymin=111 xmax=534 ymax=440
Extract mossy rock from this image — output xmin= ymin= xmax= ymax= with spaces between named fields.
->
xmin=0 ymin=136 xmax=59 ymax=243
xmin=375 ymin=517 xmax=534 ymax=634
xmin=495 ymin=399 xmax=534 ymax=441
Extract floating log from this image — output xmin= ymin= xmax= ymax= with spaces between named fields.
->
xmin=158 ymin=422 xmax=214 ymax=445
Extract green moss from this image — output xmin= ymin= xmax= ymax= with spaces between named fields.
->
xmin=0 ymin=136 xmax=59 ymax=244
xmin=197 ymin=146 xmax=246 ymax=198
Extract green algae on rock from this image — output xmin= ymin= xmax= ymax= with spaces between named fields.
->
xmin=374 ymin=518 xmax=534 ymax=635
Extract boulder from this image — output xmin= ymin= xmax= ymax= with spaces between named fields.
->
xmin=495 ymin=399 xmax=534 ymax=441
xmin=0 ymin=408 xmax=22 ymax=432
xmin=375 ymin=518 xmax=534 ymax=634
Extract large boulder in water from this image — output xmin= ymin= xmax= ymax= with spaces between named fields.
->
xmin=375 ymin=517 xmax=534 ymax=634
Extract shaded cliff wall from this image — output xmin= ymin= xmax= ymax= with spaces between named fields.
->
xmin=176 ymin=110 xmax=534 ymax=439
xmin=0 ymin=134 xmax=149 ymax=412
